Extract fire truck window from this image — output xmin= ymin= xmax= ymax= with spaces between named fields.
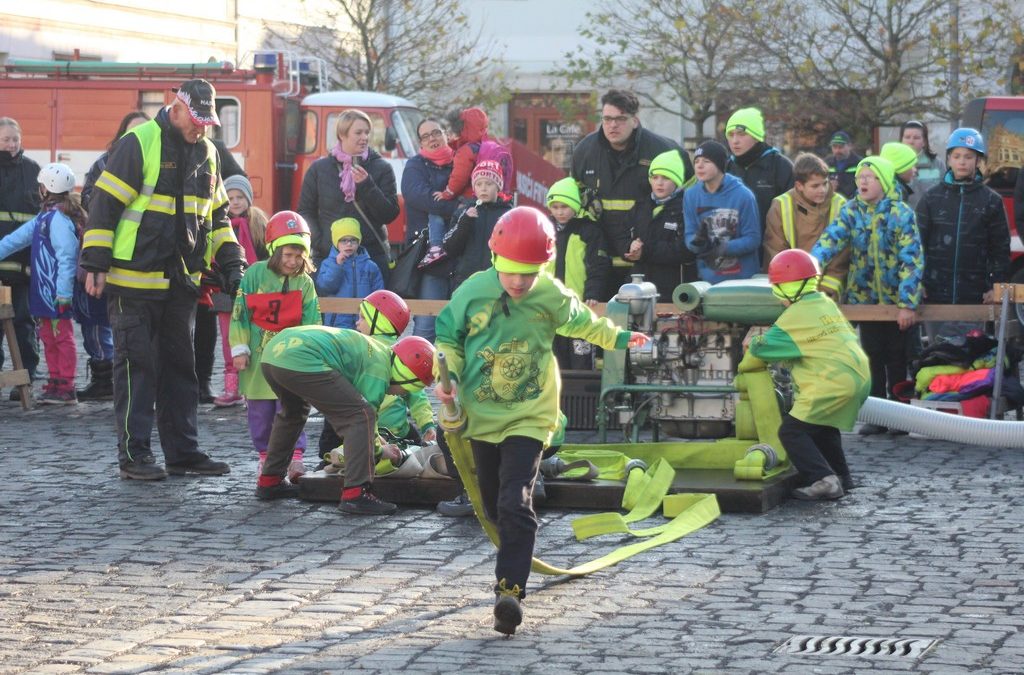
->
xmin=981 ymin=109 xmax=1024 ymax=191
xmin=301 ymin=111 xmax=318 ymax=154
xmin=327 ymin=112 xmax=388 ymax=156
xmin=392 ymin=109 xmax=422 ymax=158
xmin=210 ymin=98 xmax=241 ymax=149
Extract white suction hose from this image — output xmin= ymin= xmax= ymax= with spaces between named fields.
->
xmin=857 ymin=396 xmax=1024 ymax=449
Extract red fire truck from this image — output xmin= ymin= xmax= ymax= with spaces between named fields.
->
xmin=0 ymin=53 xmax=424 ymax=242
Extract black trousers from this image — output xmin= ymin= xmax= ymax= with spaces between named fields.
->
xmin=0 ymin=282 xmax=39 ymax=378
xmin=193 ymin=302 xmax=217 ymax=386
xmin=858 ymin=321 xmax=908 ymax=399
xmin=471 ymin=436 xmax=543 ymax=596
xmin=107 ymin=288 xmax=204 ymax=466
xmin=777 ymin=414 xmax=850 ymax=483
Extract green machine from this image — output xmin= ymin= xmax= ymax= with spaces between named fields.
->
xmin=600 ymin=274 xmax=786 ymax=443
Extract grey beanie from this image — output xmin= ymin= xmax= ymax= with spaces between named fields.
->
xmin=223 ymin=174 xmax=254 ymax=205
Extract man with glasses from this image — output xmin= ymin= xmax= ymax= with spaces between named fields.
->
xmin=571 ymin=89 xmax=690 ymax=298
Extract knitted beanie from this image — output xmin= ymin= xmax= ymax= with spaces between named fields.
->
xmin=725 ymin=108 xmax=766 ymax=142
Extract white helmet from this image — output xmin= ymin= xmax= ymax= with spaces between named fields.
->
xmin=38 ymin=163 xmax=76 ymax=195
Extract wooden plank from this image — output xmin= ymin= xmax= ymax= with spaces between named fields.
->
xmin=318 ymin=296 xmax=1001 ymax=322
xmin=0 ymin=369 xmax=30 ymax=387
xmin=994 ymin=283 xmax=1024 ymax=303
xmin=0 ymin=285 xmax=10 ymax=305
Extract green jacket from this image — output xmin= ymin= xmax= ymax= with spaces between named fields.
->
xmin=262 ymin=327 xmax=392 ymax=409
xmin=228 ymin=261 xmax=320 ymax=399
xmin=436 ymin=268 xmax=630 ymax=444
xmin=742 ymin=292 xmax=870 ymax=430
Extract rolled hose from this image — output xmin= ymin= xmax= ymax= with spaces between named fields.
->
xmin=858 ymin=396 xmax=1024 ymax=449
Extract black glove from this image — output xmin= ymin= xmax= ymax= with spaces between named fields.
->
xmin=690 ymin=220 xmax=711 ymax=253
xmin=224 ymin=267 xmax=243 ymax=298
xmin=697 ymin=237 xmax=728 ymax=261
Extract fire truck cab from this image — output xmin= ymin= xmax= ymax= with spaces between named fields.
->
xmin=0 ymin=53 xmax=423 ymax=242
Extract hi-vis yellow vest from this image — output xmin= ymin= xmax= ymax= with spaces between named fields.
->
xmin=775 ymin=192 xmax=846 ymax=296
xmin=83 ymin=121 xmax=232 ymax=291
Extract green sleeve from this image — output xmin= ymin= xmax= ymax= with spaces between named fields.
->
xmin=228 ymin=275 xmax=254 ymax=351
xmin=405 ymin=389 xmax=436 ymax=431
xmin=748 ymin=325 xmax=803 ymax=363
xmin=300 ymin=274 xmax=322 ymax=325
xmin=554 ymin=291 xmax=627 ymax=350
xmin=434 ymin=298 xmax=466 ymax=382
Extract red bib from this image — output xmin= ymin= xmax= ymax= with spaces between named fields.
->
xmin=245 ymin=289 xmax=303 ymax=332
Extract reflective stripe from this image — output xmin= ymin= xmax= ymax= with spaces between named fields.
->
xmin=611 ymin=256 xmax=633 ymax=268
xmin=1 ymin=211 xmax=36 ymax=222
xmin=148 ymin=193 xmax=175 ymax=215
xmin=82 ymin=230 xmax=114 ymax=250
xmin=0 ymin=261 xmax=24 ymax=271
xmin=209 ymin=226 xmax=239 ymax=258
xmin=776 ymin=192 xmax=846 ymax=249
xmin=95 ymin=171 xmax=139 ymax=205
xmin=107 ymin=266 xmax=169 ymax=290
xmin=601 ymin=199 xmax=635 ymax=211
xmin=821 ymin=275 xmax=843 ymax=294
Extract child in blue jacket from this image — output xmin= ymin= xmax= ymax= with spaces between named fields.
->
xmin=0 ymin=163 xmax=82 ymax=404
xmin=684 ymin=141 xmax=761 ymax=283
xmin=316 ymin=217 xmax=383 ymax=328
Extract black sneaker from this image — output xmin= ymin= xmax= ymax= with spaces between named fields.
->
xmin=119 ymin=456 xmax=168 ymax=481
xmin=255 ymin=481 xmax=299 ymax=500
xmin=338 ymin=486 xmax=397 ymax=515
xmin=436 ymin=492 xmax=474 ymax=517
xmin=532 ymin=474 xmax=547 ymax=506
xmin=493 ymin=580 xmax=524 ymax=636
xmin=166 ymin=455 xmax=230 ymax=476
xmin=839 ymin=474 xmax=856 ymax=492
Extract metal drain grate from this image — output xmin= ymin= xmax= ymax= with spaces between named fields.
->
xmin=774 ymin=635 xmax=938 ymax=659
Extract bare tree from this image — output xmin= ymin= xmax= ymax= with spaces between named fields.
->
xmin=550 ymin=0 xmax=760 ymax=139
xmin=275 ymin=0 xmax=509 ymax=113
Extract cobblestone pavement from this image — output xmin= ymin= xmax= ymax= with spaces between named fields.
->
xmin=1 ymin=344 xmax=1023 ymax=674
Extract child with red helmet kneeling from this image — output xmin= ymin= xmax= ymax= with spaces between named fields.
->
xmin=434 ymin=205 xmax=649 ymax=635
xmin=255 ymin=325 xmax=435 ymax=515
xmin=738 ymin=249 xmax=871 ymax=501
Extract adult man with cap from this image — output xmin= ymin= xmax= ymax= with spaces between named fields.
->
xmin=724 ymin=108 xmax=794 ymax=252
xmin=82 ymin=78 xmax=246 ymax=481
xmin=571 ymin=89 xmax=691 ymax=298
xmin=824 ymin=131 xmax=862 ymax=199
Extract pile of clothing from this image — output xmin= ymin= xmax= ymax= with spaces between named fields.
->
xmin=903 ymin=330 xmax=1024 ymax=417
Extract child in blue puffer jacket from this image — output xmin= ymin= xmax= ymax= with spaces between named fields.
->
xmin=316 ymin=217 xmax=383 ymax=328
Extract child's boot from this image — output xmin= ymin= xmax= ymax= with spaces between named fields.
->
xmin=214 ymin=372 xmax=243 ymax=407
xmin=77 ymin=359 xmax=113 ymax=401
xmin=418 ymin=245 xmax=447 ymax=269
xmin=493 ymin=579 xmax=523 ymax=636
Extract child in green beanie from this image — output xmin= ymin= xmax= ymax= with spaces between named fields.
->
xmin=811 ymin=156 xmax=923 ymax=435
xmin=624 ymin=149 xmax=698 ymax=300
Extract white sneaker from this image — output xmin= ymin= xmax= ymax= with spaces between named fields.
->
xmin=792 ymin=475 xmax=844 ymax=501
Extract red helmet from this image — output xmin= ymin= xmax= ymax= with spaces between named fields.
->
xmin=392 ymin=336 xmax=436 ymax=389
xmin=488 ymin=206 xmax=556 ymax=264
xmin=768 ymin=249 xmax=822 ymax=284
xmin=361 ymin=289 xmax=410 ymax=336
xmin=265 ymin=210 xmax=311 ymax=252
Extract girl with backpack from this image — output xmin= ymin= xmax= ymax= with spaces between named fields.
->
xmin=0 ymin=163 xmax=83 ymax=404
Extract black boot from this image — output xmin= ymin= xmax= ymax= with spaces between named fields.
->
xmin=198 ymin=379 xmax=215 ymax=404
xmin=78 ymin=359 xmax=114 ymax=401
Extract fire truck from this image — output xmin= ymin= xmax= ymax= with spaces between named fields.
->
xmin=962 ymin=96 xmax=1024 ymax=317
xmin=0 ymin=52 xmax=568 ymax=245
xmin=0 ymin=52 xmax=423 ymax=243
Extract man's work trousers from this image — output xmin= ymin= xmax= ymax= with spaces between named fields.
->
xmin=471 ymin=436 xmax=543 ymax=596
xmin=261 ymin=364 xmax=376 ymax=489
xmin=107 ymin=288 xmax=202 ymax=466
xmin=777 ymin=414 xmax=850 ymax=483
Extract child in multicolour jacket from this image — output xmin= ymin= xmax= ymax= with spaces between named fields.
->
xmin=229 ymin=211 xmax=321 ymax=481
xmin=434 ymin=206 xmax=648 ymax=636
xmin=0 ymin=163 xmax=82 ymax=404
xmin=811 ymin=156 xmax=923 ymax=435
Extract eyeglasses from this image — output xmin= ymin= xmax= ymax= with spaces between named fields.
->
xmin=338 ymin=237 xmax=359 ymax=245
xmin=419 ymin=129 xmax=444 ymax=143
xmin=601 ymin=115 xmax=632 ymax=125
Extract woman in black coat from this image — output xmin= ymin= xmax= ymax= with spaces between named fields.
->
xmin=297 ymin=110 xmax=400 ymax=282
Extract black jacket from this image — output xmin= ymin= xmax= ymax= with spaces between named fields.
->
xmin=916 ymin=171 xmax=1010 ymax=304
xmin=553 ymin=215 xmax=612 ymax=302
xmin=82 ymin=110 xmax=244 ymax=298
xmin=633 ymin=191 xmax=697 ymax=301
xmin=571 ymin=127 xmax=687 ymax=257
xmin=825 ymin=151 xmax=863 ymax=200
xmin=727 ymin=142 xmax=794 ymax=234
xmin=297 ymin=149 xmax=399 ymax=266
xmin=443 ymin=197 xmax=512 ymax=289
xmin=0 ymin=149 xmax=41 ymax=282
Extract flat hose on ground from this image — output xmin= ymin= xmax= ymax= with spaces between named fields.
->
xmin=858 ymin=396 xmax=1024 ymax=449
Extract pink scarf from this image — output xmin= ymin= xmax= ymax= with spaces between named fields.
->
xmin=330 ymin=143 xmax=369 ymax=203
xmin=420 ymin=144 xmax=454 ymax=166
